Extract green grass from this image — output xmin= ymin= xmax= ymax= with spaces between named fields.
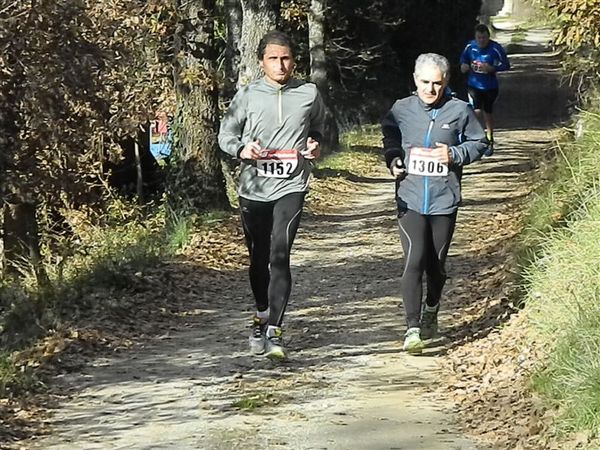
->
xmin=0 ymin=353 xmax=37 ymax=397
xmin=519 ymin=99 xmax=600 ymax=438
xmin=491 ymin=9 xmax=557 ymax=32
xmin=317 ymin=126 xmax=383 ymax=179
xmin=232 ymin=392 xmax=281 ymax=411
xmin=525 ymin=199 xmax=600 ymax=432
xmin=339 ymin=124 xmax=382 ymax=148
xmin=167 ymin=213 xmax=194 ymax=252
xmin=510 ymin=30 xmax=527 ymax=44
xmin=518 ymin=108 xmax=600 ymax=263
xmin=316 ymin=148 xmax=381 ymax=178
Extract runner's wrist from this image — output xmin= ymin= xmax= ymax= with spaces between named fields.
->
xmin=236 ymin=145 xmax=245 ymax=159
xmin=448 ymin=146 xmax=461 ymax=165
xmin=384 ymin=148 xmax=404 ymax=168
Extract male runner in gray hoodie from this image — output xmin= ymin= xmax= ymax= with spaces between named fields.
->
xmin=219 ymin=30 xmax=325 ymax=360
xmin=382 ymin=53 xmax=488 ymax=353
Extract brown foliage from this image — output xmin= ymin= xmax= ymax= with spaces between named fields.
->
xmin=0 ymin=0 xmax=176 ymax=209
xmin=544 ymin=0 xmax=600 ymax=91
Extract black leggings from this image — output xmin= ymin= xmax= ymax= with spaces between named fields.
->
xmin=397 ymin=209 xmax=457 ymax=329
xmin=239 ymin=192 xmax=305 ymax=327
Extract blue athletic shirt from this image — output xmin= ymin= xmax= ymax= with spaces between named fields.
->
xmin=460 ymin=39 xmax=510 ymax=90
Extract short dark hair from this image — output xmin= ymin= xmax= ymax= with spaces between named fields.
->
xmin=475 ymin=24 xmax=490 ymax=35
xmin=257 ymin=30 xmax=295 ymax=60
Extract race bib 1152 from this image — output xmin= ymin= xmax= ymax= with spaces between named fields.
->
xmin=408 ymin=147 xmax=448 ymax=177
xmin=257 ymin=149 xmax=299 ymax=178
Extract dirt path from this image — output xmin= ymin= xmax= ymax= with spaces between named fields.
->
xmin=30 ymin=178 xmax=482 ymax=450
xmin=28 ymin=18 xmax=567 ymax=450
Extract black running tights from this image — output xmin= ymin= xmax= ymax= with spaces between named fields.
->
xmin=397 ymin=209 xmax=457 ymax=329
xmin=239 ymin=192 xmax=305 ymax=327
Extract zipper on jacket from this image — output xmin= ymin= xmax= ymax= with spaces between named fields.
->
xmin=422 ymin=109 xmax=439 ymax=214
xmin=278 ymin=89 xmax=283 ymax=125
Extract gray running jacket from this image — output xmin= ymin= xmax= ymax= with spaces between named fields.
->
xmin=382 ymin=94 xmax=488 ymax=215
xmin=218 ymin=77 xmax=325 ymax=202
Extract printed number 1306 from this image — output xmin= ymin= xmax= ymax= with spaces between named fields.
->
xmin=408 ymin=153 xmax=448 ymax=177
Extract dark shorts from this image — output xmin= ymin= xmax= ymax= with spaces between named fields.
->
xmin=467 ymin=87 xmax=499 ymax=113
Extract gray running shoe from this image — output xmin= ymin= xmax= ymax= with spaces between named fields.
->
xmin=484 ymin=136 xmax=494 ymax=156
xmin=420 ymin=304 xmax=439 ymax=340
xmin=403 ymin=327 xmax=424 ymax=354
xmin=265 ymin=327 xmax=286 ymax=361
xmin=249 ymin=316 xmax=267 ymax=355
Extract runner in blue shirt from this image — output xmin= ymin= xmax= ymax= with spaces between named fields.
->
xmin=460 ymin=24 xmax=510 ymax=155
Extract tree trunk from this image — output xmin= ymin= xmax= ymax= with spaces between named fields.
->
xmin=237 ymin=0 xmax=278 ymax=86
xmin=171 ymin=0 xmax=229 ymax=213
xmin=3 ymin=200 xmax=49 ymax=286
xmin=223 ymin=0 xmax=242 ymax=98
xmin=0 ymin=44 xmax=48 ymax=285
xmin=308 ymin=0 xmax=339 ymax=152
xmin=309 ymin=0 xmax=328 ymax=92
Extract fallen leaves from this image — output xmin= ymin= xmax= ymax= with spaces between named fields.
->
xmin=187 ymin=217 xmax=247 ymax=271
xmin=306 ymin=176 xmax=358 ymax=215
xmin=434 ymin=130 xmax=577 ymax=449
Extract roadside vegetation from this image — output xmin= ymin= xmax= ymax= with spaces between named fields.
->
xmin=500 ymin=0 xmax=600 ymax=444
xmin=522 ymin=97 xmax=600 ymax=442
xmin=442 ymin=9 xmax=600 ymax=446
xmin=441 ymin=96 xmax=600 ymax=450
xmin=440 ymin=0 xmax=600 ymax=447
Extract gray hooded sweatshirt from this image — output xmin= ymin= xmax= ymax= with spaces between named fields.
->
xmin=381 ymin=94 xmax=488 ymax=215
xmin=218 ymin=77 xmax=326 ymax=202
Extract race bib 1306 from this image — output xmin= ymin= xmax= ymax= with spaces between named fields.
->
xmin=257 ymin=149 xmax=299 ymax=178
xmin=408 ymin=147 xmax=448 ymax=177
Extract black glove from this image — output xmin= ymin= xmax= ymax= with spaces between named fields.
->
xmin=390 ymin=157 xmax=407 ymax=180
